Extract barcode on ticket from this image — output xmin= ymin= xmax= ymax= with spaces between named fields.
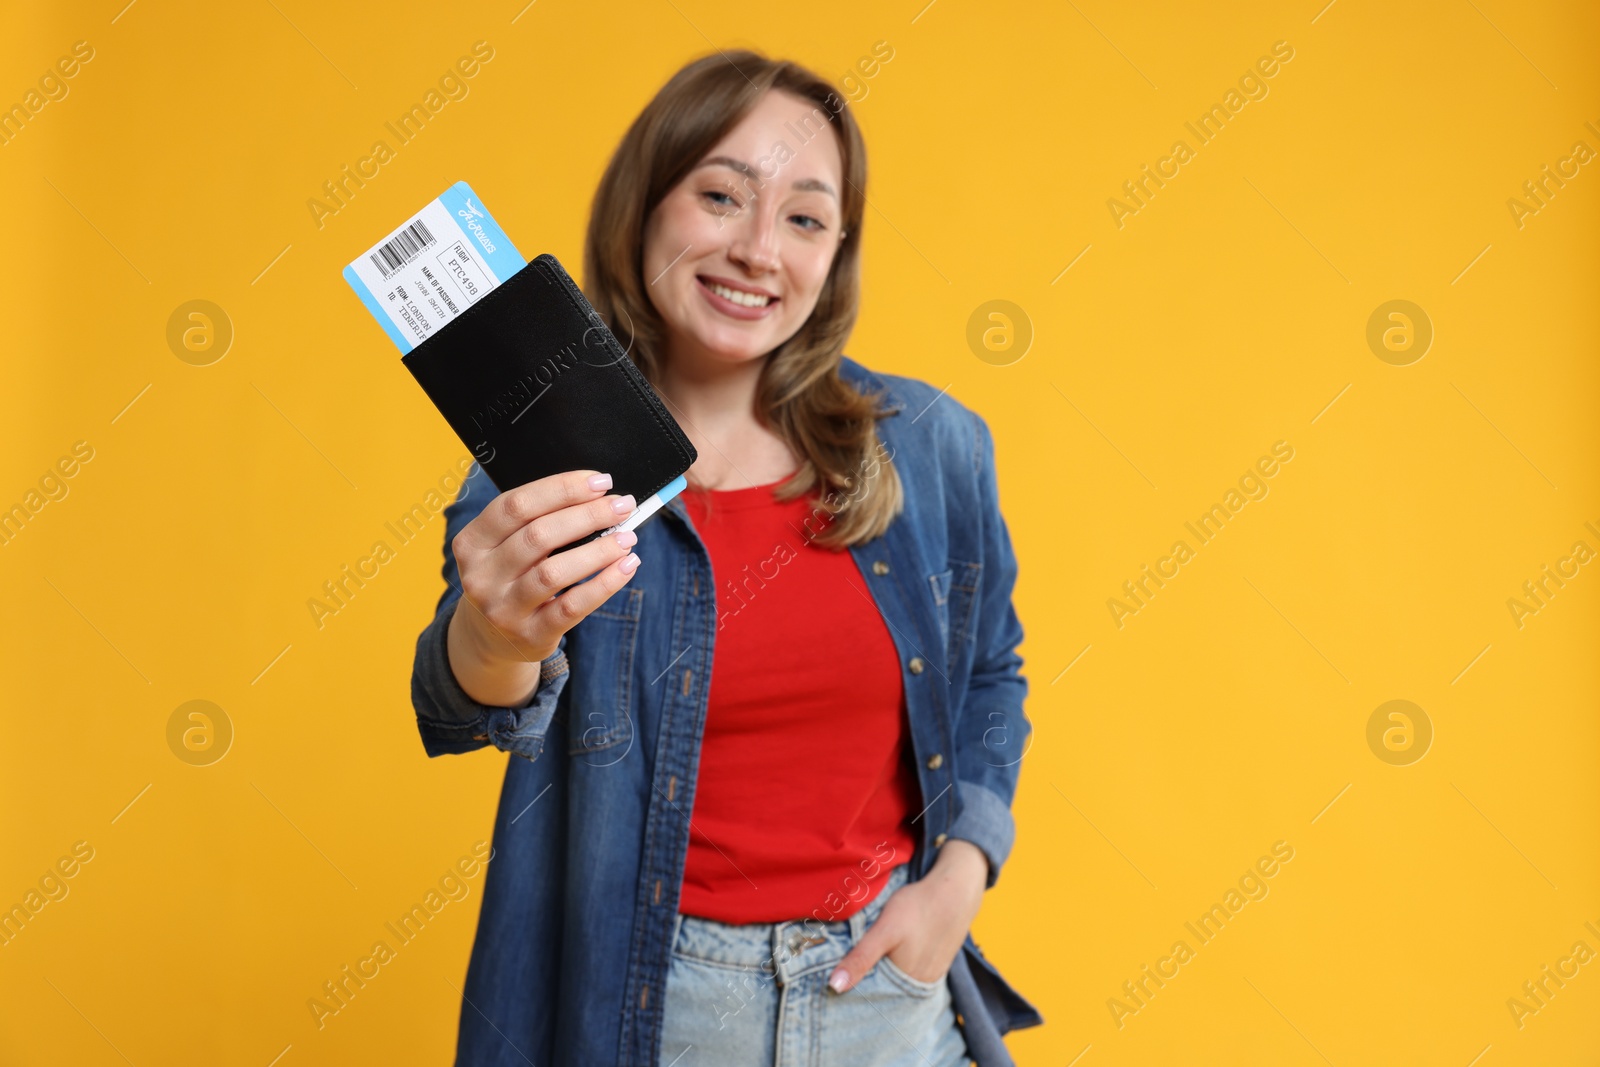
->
xmin=369 ymin=219 xmax=437 ymax=278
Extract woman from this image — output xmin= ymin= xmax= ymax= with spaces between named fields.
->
xmin=410 ymin=49 xmax=1041 ymax=1066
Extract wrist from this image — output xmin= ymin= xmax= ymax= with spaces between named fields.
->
xmin=931 ymin=837 xmax=989 ymax=891
xmin=446 ymin=603 xmax=542 ymax=707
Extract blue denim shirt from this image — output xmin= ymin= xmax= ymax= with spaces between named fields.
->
xmin=411 ymin=356 xmax=1044 ymax=1065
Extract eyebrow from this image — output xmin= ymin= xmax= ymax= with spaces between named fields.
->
xmin=697 ymin=155 xmax=837 ymax=199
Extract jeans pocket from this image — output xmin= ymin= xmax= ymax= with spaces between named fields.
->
xmin=875 ymin=953 xmax=945 ymax=998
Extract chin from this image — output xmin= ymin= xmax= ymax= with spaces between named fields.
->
xmin=687 ymin=319 xmax=786 ymax=364
xmin=702 ymin=338 xmax=772 ymax=365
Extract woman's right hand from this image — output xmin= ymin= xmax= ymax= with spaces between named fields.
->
xmin=445 ymin=470 xmax=641 ymax=707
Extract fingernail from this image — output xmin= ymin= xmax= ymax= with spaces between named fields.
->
xmin=613 ymin=529 xmax=638 ymax=549
xmin=610 ymin=494 xmax=636 ymax=515
xmin=828 ymin=969 xmax=849 ymax=993
xmin=587 ymin=473 xmax=613 ymax=491
xmin=619 ymin=552 xmax=640 ymax=574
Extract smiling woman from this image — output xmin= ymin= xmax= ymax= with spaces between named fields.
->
xmin=637 ymin=93 xmax=847 ymax=357
xmin=582 ymin=64 xmax=899 ymax=536
xmin=412 ymin=46 xmax=1039 ymax=1067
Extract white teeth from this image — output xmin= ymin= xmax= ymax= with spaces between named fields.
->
xmin=707 ymin=281 xmax=772 ymax=307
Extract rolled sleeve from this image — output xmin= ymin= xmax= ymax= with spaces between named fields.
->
xmin=947 ymin=780 xmax=1017 ymax=885
xmin=411 ymin=597 xmax=569 ymax=759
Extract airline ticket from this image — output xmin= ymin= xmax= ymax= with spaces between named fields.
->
xmin=343 ymin=180 xmax=526 ymax=354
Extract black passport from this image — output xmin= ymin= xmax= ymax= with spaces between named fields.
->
xmin=399 ymin=254 xmax=697 ymax=550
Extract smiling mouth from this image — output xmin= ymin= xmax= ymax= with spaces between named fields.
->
xmin=698 ymin=276 xmax=777 ymax=308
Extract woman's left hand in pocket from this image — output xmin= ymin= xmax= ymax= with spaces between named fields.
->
xmin=828 ymin=839 xmax=989 ymax=991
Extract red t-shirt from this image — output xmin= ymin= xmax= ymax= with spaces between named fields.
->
xmin=677 ymin=475 xmax=920 ymax=924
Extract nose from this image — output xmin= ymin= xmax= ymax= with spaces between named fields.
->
xmin=726 ymin=200 xmax=780 ymax=275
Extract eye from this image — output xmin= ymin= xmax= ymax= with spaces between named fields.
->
xmin=790 ymin=214 xmax=825 ymax=231
xmin=702 ymin=189 xmax=738 ymax=209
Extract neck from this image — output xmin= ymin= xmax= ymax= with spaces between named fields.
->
xmin=654 ymin=335 xmax=799 ymax=491
xmin=654 ymin=339 xmax=768 ymax=438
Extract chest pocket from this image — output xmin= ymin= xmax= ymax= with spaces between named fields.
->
xmin=929 ymin=559 xmax=982 ymax=668
xmin=566 ymin=586 xmax=643 ymax=760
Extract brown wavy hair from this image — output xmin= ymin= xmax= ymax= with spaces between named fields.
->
xmin=581 ymin=49 xmax=903 ymax=548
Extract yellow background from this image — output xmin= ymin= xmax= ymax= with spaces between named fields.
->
xmin=3 ymin=0 xmax=1597 ymax=1063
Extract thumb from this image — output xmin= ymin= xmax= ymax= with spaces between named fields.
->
xmin=829 ymin=920 xmax=895 ymax=994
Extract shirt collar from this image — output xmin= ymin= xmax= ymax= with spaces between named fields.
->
xmin=838 ymin=354 xmax=907 ymax=416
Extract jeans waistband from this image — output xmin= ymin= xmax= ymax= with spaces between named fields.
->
xmin=669 ymin=862 xmax=911 ymax=978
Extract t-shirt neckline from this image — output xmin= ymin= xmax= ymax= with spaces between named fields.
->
xmin=683 ymin=471 xmax=804 ymax=512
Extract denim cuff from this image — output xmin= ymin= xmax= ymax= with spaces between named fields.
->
xmin=412 ymin=599 xmax=569 ymax=760
xmin=947 ymin=780 xmax=1016 ymax=889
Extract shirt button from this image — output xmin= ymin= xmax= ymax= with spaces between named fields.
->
xmin=934 ymin=833 xmax=948 ymax=848
xmin=872 ymin=560 xmax=889 ymax=576
xmin=908 ymin=656 xmax=924 ymax=675
xmin=926 ymin=753 xmax=943 ymax=770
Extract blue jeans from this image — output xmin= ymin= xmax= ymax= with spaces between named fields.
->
xmin=658 ymin=863 xmax=972 ymax=1066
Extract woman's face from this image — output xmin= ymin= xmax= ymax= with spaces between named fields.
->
xmin=642 ymin=89 xmax=846 ymax=370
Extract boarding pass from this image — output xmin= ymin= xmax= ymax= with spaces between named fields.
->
xmin=342 ymin=181 xmax=527 ymax=354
